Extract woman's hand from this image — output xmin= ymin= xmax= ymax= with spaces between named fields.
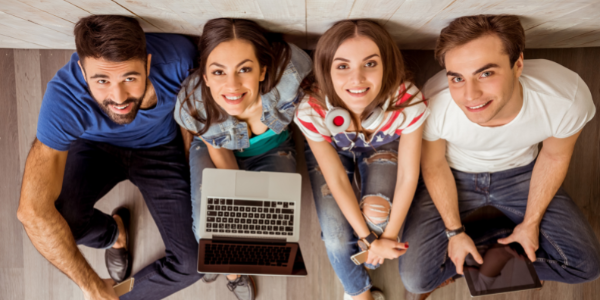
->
xmin=366 ymin=238 xmax=409 ymax=266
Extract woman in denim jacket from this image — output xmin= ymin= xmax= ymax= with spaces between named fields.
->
xmin=174 ymin=18 xmax=311 ymax=300
xmin=294 ymin=20 xmax=429 ymax=300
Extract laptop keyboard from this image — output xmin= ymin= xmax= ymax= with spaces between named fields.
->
xmin=203 ymin=243 xmax=292 ymax=266
xmin=205 ymin=199 xmax=295 ymax=236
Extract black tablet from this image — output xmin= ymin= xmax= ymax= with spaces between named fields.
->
xmin=463 ymin=243 xmax=542 ymax=297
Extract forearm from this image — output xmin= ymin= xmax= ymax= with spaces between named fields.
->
xmin=381 ymin=176 xmax=418 ymax=240
xmin=324 ymin=172 xmax=371 ymax=238
xmin=21 ymin=207 xmax=103 ymax=292
xmin=422 ymin=162 xmax=461 ymax=230
xmin=524 ymin=150 xmax=571 ymax=226
xmin=180 ymin=126 xmax=193 ymax=162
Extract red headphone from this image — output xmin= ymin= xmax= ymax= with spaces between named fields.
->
xmin=324 ymin=96 xmax=390 ymax=135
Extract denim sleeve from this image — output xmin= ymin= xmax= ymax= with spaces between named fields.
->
xmin=174 ymin=74 xmax=206 ymax=134
xmin=288 ymin=43 xmax=313 ymax=81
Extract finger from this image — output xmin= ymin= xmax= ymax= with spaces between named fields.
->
xmin=455 ymin=255 xmax=465 ymax=275
xmin=378 ymin=258 xmax=384 ymax=265
xmin=497 ymin=235 xmax=514 ymax=245
xmin=524 ymin=246 xmax=537 ymax=263
xmin=471 ymin=248 xmax=484 ymax=264
xmin=395 ymin=242 xmax=409 ymax=250
xmin=392 ymin=249 xmax=407 ymax=258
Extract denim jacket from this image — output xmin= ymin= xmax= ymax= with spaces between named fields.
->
xmin=174 ymin=43 xmax=312 ymax=150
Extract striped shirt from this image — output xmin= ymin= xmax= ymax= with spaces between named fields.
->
xmin=294 ymin=83 xmax=429 ymax=151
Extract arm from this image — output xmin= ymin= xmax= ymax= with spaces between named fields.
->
xmin=380 ymin=125 xmax=422 ymax=240
xmin=306 ymin=138 xmax=370 ymax=238
xmin=180 ymin=126 xmax=193 ymax=162
xmin=202 ymin=137 xmax=239 ymax=170
xmin=17 ymin=139 xmax=117 ymax=300
xmin=421 ymin=138 xmax=483 ymax=274
xmin=498 ymin=130 xmax=582 ymax=262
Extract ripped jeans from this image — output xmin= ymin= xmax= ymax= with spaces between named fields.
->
xmin=189 ymin=136 xmax=297 ymax=242
xmin=304 ymin=140 xmax=399 ymax=296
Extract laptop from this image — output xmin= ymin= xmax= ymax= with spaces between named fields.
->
xmin=196 ymin=168 xmax=307 ymax=277
xmin=464 ymin=243 xmax=542 ymax=297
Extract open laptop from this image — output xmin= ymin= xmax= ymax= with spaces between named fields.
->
xmin=197 ymin=168 xmax=307 ymax=277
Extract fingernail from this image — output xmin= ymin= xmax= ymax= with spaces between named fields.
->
xmin=405 ymin=243 xmax=409 ymax=248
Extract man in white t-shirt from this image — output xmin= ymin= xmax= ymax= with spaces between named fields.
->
xmin=398 ymin=15 xmax=600 ymax=298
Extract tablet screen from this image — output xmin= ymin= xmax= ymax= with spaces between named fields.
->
xmin=463 ymin=243 xmax=542 ymax=297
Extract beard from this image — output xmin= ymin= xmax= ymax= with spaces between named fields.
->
xmin=95 ymin=81 xmax=148 ymax=125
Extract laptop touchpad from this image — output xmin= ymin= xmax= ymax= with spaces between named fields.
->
xmin=235 ymin=172 xmax=269 ymax=199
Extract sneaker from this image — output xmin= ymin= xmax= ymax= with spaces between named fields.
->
xmin=343 ymin=290 xmax=385 ymax=300
xmin=226 ymin=275 xmax=256 ymax=300
xmin=201 ymin=273 xmax=219 ymax=283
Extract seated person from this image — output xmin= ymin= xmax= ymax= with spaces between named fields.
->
xmin=17 ymin=15 xmax=202 ymax=300
xmin=398 ymin=14 xmax=600 ymax=299
xmin=175 ymin=18 xmax=312 ymax=300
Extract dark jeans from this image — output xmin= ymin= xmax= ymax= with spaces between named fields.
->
xmin=54 ymin=133 xmax=202 ymax=300
xmin=398 ymin=160 xmax=600 ymax=294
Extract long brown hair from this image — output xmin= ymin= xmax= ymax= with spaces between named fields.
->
xmin=180 ymin=18 xmax=291 ymax=136
xmin=306 ymin=19 xmax=418 ymax=136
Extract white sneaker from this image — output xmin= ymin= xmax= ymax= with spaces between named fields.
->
xmin=371 ymin=290 xmax=385 ymax=300
xmin=343 ymin=290 xmax=385 ymax=300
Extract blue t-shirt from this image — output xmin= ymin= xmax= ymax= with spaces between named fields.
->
xmin=36 ymin=33 xmax=196 ymax=151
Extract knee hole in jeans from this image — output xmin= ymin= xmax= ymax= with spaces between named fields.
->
xmin=364 ymin=151 xmax=397 ymax=165
xmin=360 ymin=196 xmax=390 ymax=224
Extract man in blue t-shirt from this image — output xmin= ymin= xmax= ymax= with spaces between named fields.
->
xmin=17 ymin=15 xmax=203 ymax=299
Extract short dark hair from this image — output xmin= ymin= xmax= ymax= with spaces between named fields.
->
xmin=435 ymin=15 xmax=525 ymax=68
xmin=74 ymin=15 xmax=146 ymax=63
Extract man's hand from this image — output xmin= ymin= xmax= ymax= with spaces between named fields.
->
xmin=83 ymin=278 xmax=119 ymax=300
xmin=498 ymin=221 xmax=539 ymax=262
xmin=367 ymin=238 xmax=408 ymax=266
xmin=448 ymin=233 xmax=483 ymax=275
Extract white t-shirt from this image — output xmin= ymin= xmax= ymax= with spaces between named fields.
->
xmin=423 ymin=59 xmax=596 ymax=173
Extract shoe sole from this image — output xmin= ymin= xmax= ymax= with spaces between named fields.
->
xmin=111 ymin=207 xmax=132 ymax=280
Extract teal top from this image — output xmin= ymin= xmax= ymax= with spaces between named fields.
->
xmin=234 ymin=129 xmax=290 ymax=158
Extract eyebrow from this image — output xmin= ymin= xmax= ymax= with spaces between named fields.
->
xmin=209 ymin=59 xmax=253 ymax=68
xmin=446 ymin=63 xmax=500 ymax=77
xmin=89 ymin=71 xmax=142 ymax=79
xmin=333 ymin=53 xmax=380 ymax=62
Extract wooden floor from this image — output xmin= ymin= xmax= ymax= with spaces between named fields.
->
xmin=1 ymin=47 xmax=599 ymax=300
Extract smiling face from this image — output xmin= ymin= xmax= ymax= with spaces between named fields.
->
xmin=78 ymin=55 xmax=150 ymax=125
xmin=444 ymin=34 xmax=524 ymax=126
xmin=330 ymin=35 xmax=384 ymax=116
xmin=203 ymin=39 xmax=266 ymax=117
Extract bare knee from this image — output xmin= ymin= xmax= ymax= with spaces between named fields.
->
xmin=361 ymin=196 xmax=390 ymax=223
xmin=365 ymin=151 xmax=397 ymax=164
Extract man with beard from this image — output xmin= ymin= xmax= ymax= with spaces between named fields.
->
xmin=17 ymin=15 xmax=202 ymax=299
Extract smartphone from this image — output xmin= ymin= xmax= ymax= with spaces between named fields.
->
xmin=113 ymin=277 xmax=135 ymax=297
xmin=351 ymin=251 xmax=368 ymax=265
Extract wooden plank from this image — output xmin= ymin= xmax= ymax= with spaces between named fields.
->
xmin=160 ymin=0 xmax=220 ymax=33
xmin=256 ymin=0 xmax=306 ymax=47
xmin=384 ymin=0 xmax=455 ymax=49
xmin=0 ymin=11 xmax=74 ymax=48
xmin=207 ymin=0 xmax=264 ymax=19
xmin=112 ymin=0 xmax=199 ymax=34
xmin=347 ymin=0 xmax=406 ymax=21
xmin=0 ymin=34 xmax=47 ymax=49
xmin=0 ymin=268 xmax=24 ymax=300
xmin=0 ymin=0 xmax=75 ymax=35
xmin=305 ymin=0 xmax=355 ymax=48
xmin=0 ymin=49 xmax=24 ymax=270
xmin=63 ymin=0 xmax=162 ymax=32
xmin=17 ymin=0 xmax=91 ymax=23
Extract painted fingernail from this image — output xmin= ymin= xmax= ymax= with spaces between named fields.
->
xmin=405 ymin=243 xmax=409 ymax=248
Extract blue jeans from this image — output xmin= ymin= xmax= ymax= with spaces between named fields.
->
xmin=54 ymin=133 xmax=202 ymax=300
xmin=304 ymin=140 xmax=400 ymax=296
xmin=189 ymin=136 xmax=297 ymax=241
xmin=398 ymin=160 xmax=600 ymax=293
